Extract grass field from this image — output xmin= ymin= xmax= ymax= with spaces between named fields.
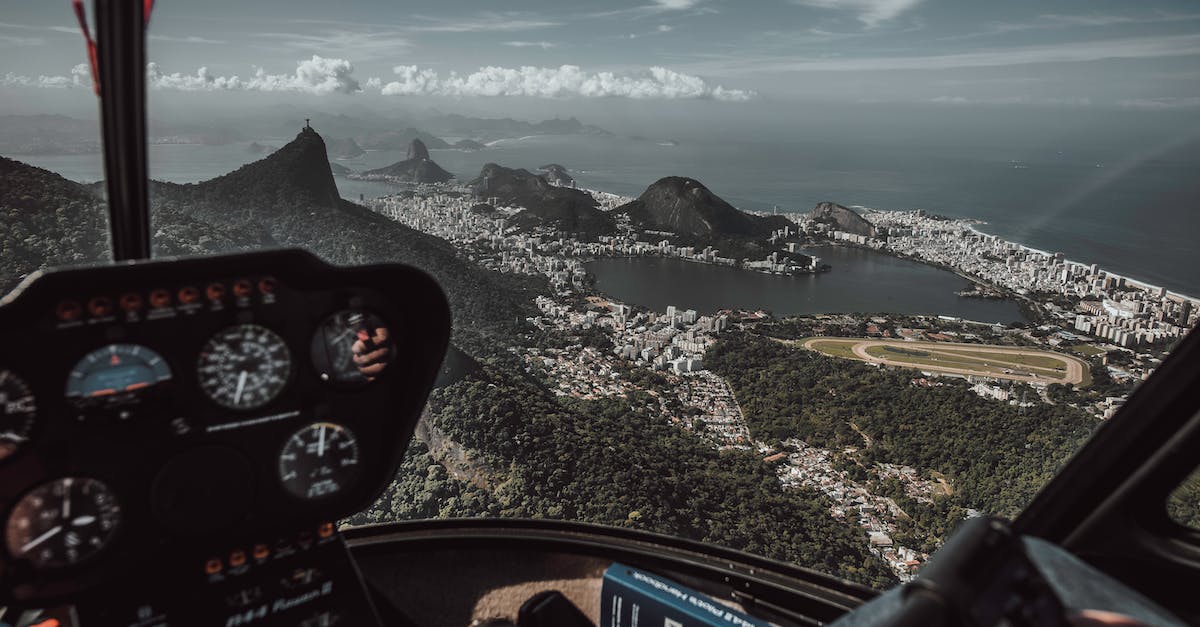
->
xmin=936 ymin=348 xmax=1067 ymax=371
xmin=802 ymin=339 xmax=861 ymax=360
xmin=799 ymin=337 xmax=1088 ymax=385
xmin=1068 ymin=343 xmax=1107 ymax=357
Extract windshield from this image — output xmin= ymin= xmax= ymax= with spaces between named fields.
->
xmin=3 ymin=0 xmax=1199 ymax=588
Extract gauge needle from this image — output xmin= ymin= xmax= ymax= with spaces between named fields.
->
xmin=62 ymin=478 xmax=72 ymax=519
xmin=72 ymin=515 xmax=96 ymax=527
xmin=21 ymin=525 xmax=62 ymax=553
xmin=234 ymin=370 xmax=247 ymax=405
xmin=317 ymin=425 xmax=326 ymax=457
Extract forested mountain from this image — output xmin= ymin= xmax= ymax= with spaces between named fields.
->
xmin=617 ymin=177 xmax=792 ymax=239
xmin=809 ymin=202 xmax=876 ymax=237
xmin=362 ymin=139 xmax=454 ymax=183
xmin=470 ymin=163 xmax=615 ymax=236
xmin=0 ymin=156 xmax=109 ymax=291
xmin=353 ymin=362 xmax=899 ymax=589
xmin=706 ymin=333 xmax=1099 ymax=547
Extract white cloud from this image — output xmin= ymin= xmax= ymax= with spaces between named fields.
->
xmin=504 ymin=41 xmax=557 ymax=49
xmin=657 ymin=25 xmax=674 ymax=32
xmin=1 ymin=63 xmax=91 ymax=88
xmin=378 ymin=64 xmax=754 ymax=101
xmin=651 ymin=0 xmax=701 ymax=9
xmin=145 ymin=55 xmax=361 ymax=94
xmin=791 ymin=0 xmax=924 ymax=28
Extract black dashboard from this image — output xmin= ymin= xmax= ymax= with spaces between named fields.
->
xmin=0 ymin=249 xmax=449 ymax=624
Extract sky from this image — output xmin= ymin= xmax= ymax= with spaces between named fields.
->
xmin=2 ymin=0 xmax=1200 ymax=120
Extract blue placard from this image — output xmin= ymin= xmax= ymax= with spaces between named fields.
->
xmin=601 ymin=563 xmax=772 ymax=627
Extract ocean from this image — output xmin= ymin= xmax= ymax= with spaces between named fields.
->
xmin=13 ymin=130 xmax=1200 ymax=297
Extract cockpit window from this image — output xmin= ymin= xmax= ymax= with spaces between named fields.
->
xmin=3 ymin=0 xmax=1198 ymax=589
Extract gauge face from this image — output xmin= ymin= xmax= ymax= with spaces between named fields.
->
xmin=197 ymin=324 xmax=292 ymax=410
xmin=279 ymin=422 xmax=360 ymax=500
xmin=65 ymin=344 xmax=172 ymax=404
xmin=5 ymin=477 xmax=121 ymax=570
xmin=310 ymin=310 xmax=395 ymax=386
xmin=0 ymin=370 xmax=36 ymax=461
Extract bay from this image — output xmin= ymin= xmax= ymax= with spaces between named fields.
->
xmin=586 ymin=247 xmax=1028 ymax=324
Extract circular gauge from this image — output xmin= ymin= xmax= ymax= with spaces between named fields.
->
xmin=310 ymin=310 xmax=395 ymax=386
xmin=197 ymin=324 xmax=292 ymax=410
xmin=5 ymin=477 xmax=121 ymax=570
xmin=278 ymin=422 xmax=360 ymax=500
xmin=65 ymin=344 xmax=172 ymax=406
xmin=0 ymin=370 xmax=36 ymax=461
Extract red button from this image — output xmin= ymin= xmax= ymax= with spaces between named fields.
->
xmin=87 ymin=296 xmax=113 ymax=317
xmin=178 ymin=286 xmax=200 ymax=304
xmin=206 ymin=283 xmax=226 ymax=301
xmin=232 ymin=280 xmax=253 ymax=298
xmin=119 ymin=293 xmax=143 ymax=312
xmin=149 ymin=289 xmax=171 ymax=308
xmin=257 ymin=277 xmax=277 ymax=294
xmin=56 ymin=300 xmax=82 ymax=322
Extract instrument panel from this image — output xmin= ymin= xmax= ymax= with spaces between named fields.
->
xmin=0 ymin=249 xmax=450 ymax=608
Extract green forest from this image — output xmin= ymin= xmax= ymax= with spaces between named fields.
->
xmin=705 ymin=332 xmax=1101 ymax=547
xmin=354 ymin=364 xmax=899 ymax=589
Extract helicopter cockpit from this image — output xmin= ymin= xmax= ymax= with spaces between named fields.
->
xmin=2 ymin=1 xmax=1200 ymax=626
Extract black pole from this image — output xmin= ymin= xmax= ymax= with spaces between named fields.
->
xmin=95 ymin=0 xmax=152 ymax=261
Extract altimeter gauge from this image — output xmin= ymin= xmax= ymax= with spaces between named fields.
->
xmin=5 ymin=477 xmax=121 ymax=570
xmin=278 ymin=422 xmax=360 ymax=500
xmin=197 ymin=324 xmax=292 ymax=410
xmin=0 ymin=370 xmax=37 ymax=461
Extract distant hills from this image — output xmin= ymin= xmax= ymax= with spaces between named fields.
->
xmin=538 ymin=164 xmax=574 ymax=187
xmin=357 ymin=127 xmax=451 ymax=151
xmin=435 ymin=115 xmax=610 ymax=140
xmin=362 ymin=139 xmax=454 ymax=183
xmin=809 ymin=201 xmax=876 ymax=237
xmin=617 ymin=177 xmax=793 ymax=239
xmin=470 ymin=163 xmax=614 ymax=236
xmin=326 ymin=137 xmax=365 ymax=159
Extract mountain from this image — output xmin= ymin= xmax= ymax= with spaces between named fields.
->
xmin=329 ymin=162 xmax=352 ymax=175
xmin=469 ymin=163 xmax=613 ymax=236
xmin=454 ymin=139 xmax=486 ymax=151
xmin=616 ymin=177 xmax=793 ymax=239
xmin=538 ymin=164 xmax=574 ymax=187
xmin=326 ymin=137 xmax=365 ymax=159
xmin=1 ymin=129 xmax=541 ymax=358
xmin=361 ymin=139 xmax=454 ymax=183
xmin=357 ymin=127 xmax=450 ymax=151
xmin=809 ymin=201 xmax=876 ymax=237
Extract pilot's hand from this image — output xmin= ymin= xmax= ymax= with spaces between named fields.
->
xmin=352 ymin=327 xmax=391 ymax=381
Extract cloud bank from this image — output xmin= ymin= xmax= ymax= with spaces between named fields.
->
xmin=145 ymin=55 xmax=361 ymax=94
xmin=2 ymin=57 xmax=752 ymax=101
xmin=378 ymin=64 xmax=754 ymax=100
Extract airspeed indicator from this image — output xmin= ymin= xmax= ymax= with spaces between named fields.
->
xmin=197 ymin=324 xmax=292 ymax=410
